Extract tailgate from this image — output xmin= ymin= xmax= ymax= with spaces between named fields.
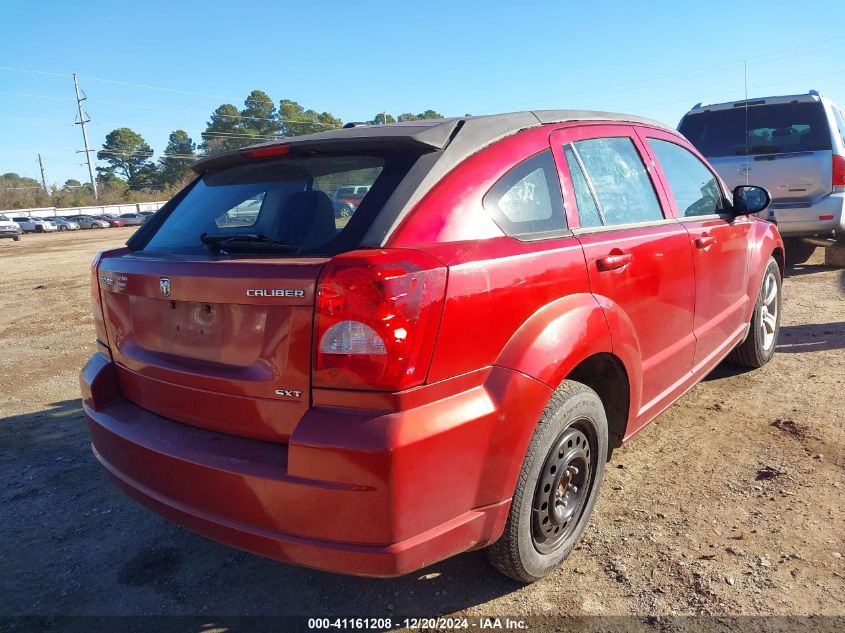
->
xmin=709 ymin=150 xmax=833 ymax=206
xmin=97 ymin=253 xmax=326 ymax=442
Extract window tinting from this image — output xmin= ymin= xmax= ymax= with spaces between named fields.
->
xmin=572 ymin=137 xmax=663 ymax=226
xmin=563 ymin=145 xmax=603 ymax=228
xmin=648 ymin=139 xmax=724 ymax=217
xmin=679 ymin=101 xmax=833 ymax=157
xmin=483 ymin=150 xmax=566 ymax=237
xmin=139 ymin=154 xmax=409 ymax=256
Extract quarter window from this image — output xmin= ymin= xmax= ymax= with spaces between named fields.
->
xmin=648 ymin=138 xmax=725 ymax=217
xmin=572 ymin=137 xmax=664 ymax=226
xmin=483 ymin=150 xmax=567 ymax=237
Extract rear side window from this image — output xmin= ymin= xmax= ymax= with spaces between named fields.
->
xmin=483 ymin=150 xmax=567 ymax=238
xmin=648 ymin=139 xmax=725 ymax=217
xmin=832 ymin=107 xmax=845 ymax=147
xmin=140 ymin=152 xmax=419 ymax=256
xmin=563 ymin=145 xmax=603 ymax=228
xmin=679 ymin=101 xmax=833 ymax=157
xmin=571 ymin=137 xmax=663 ymax=226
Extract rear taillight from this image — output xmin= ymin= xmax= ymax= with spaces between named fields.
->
xmin=90 ymin=251 xmax=109 ymax=348
xmin=833 ymin=154 xmax=845 ymax=188
xmin=313 ymin=249 xmax=447 ymax=391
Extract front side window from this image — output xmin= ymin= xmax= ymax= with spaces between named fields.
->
xmin=648 ymin=138 xmax=725 ymax=217
xmin=483 ymin=150 xmax=566 ymax=238
xmin=572 ymin=137 xmax=663 ymax=226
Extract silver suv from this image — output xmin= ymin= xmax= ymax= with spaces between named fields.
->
xmin=678 ymin=91 xmax=845 ymax=262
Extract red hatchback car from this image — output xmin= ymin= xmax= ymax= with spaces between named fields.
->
xmin=81 ymin=111 xmax=783 ymax=582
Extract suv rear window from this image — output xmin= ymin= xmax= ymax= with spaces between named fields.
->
xmin=139 ymin=152 xmax=421 ymax=256
xmin=679 ymin=101 xmax=833 ymax=157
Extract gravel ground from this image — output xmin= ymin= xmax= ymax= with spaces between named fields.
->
xmin=0 ymin=228 xmax=843 ymax=626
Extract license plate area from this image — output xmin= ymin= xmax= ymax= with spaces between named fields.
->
xmin=162 ymin=300 xmax=224 ymax=358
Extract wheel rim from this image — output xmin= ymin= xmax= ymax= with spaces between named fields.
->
xmin=759 ymin=272 xmax=778 ymax=351
xmin=531 ymin=423 xmax=594 ymax=554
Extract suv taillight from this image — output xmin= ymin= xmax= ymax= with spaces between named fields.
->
xmin=313 ymin=249 xmax=447 ymax=391
xmin=833 ymin=154 xmax=845 ymax=188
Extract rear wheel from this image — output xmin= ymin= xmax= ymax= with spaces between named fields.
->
xmin=784 ymin=238 xmax=816 ymax=265
xmin=486 ymin=380 xmax=607 ymax=582
xmin=13 ymin=235 xmax=20 ymax=241
xmin=727 ymin=257 xmax=781 ymax=368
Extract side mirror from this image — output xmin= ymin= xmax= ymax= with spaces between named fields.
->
xmin=732 ymin=185 xmax=771 ymax=215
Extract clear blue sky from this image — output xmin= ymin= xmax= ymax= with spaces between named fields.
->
xmin=1 ymin=0 xmax=843 ymax=186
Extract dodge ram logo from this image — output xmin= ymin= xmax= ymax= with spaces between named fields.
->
xmin=159 ymin=277 xmax=171 ymax=298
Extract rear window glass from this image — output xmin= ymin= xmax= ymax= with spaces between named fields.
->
xmin=679 ymin=101 xmax=833 ymax=157
xmin=140 ymin=152 xmax=419 ymax=256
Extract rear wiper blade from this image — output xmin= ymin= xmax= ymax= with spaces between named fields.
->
xmin=200 ymin=233 xmax=297 ymax=253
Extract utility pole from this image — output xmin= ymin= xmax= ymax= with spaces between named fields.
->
xmin=37 ymin=154 xmax=47 ymax=192
xmin=73 ymin=73 xmax=98 ymax=200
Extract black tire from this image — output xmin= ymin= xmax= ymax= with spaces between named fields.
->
xmin=13 ymin=235 xmax=20 ymax=241
xmin=726 ymin=257 xmax=781 ymax=368
xmin=337 ymin=204 xmax=354 ymax=219
xmin=486 ymin=380 xmax=608 ymax=582
xmin=59 ymin=225 xmax=67 ymax=231
xmin=91 ymin=223 xmax=101 ymax=229
xmin=784 ymin=238 xmax=816 ymax=265
xmin=34 ymin=226 xmax=43 ymax=233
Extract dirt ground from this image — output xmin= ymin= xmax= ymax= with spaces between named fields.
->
xmin=0 ymin=228 xmax=843 ymax=625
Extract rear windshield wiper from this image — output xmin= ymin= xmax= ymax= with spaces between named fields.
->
xmin=200 ymin=233 xmax=298 ymax=254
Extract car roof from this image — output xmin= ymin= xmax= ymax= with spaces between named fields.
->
xmin=192 ymin=110 xmax=673 ymax=175
xmin=682 ymin=91 xmax=828 ymax=115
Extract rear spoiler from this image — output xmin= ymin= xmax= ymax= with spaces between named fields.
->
xmin=191 ymin=119 xmax=462 ymax=174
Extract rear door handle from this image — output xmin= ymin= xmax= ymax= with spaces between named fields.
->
xmin=695 ymin=235 xmax=716 ymax=249
xmin=596 ymin=253 xmax=633 ymax=271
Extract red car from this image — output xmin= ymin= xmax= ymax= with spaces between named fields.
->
xmin=81 ymin=111 xmax=783 ymax=581
xmin=102 ymin=215 xmax=126 ymax=228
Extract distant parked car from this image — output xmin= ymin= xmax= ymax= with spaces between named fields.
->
xmin=679 ymin=91 xmax=845 ymax=263
xmin=74 ymin=215 xmax=110 ymax=229
xmin=139 ymin=211 xmax=156 ymax=219
xmin=53 ymin=217 xmax=80 ymax=231
xmin=12 ymin=216 xmax=57 ymax=233
xmin=118 ymin=213 xmax=145 ymax=226
xmin=330 ymin=185 xmax=370 ymax=218
xmin=0 ymin=214 xmax=22 ymax=241
xmin=101 ymin=214 xmax=126 ymax=228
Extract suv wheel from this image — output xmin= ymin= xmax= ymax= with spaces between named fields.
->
xmin=727 ymin=256 xmax=781 ymax=368
xmin=486 ymin=380 xmax=608 ymax=582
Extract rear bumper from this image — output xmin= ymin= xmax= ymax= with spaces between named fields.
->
xmin=763 ymin=192 xmax=845 ymax=237
xmin=80 ymin=353 xmax=550 ymax=577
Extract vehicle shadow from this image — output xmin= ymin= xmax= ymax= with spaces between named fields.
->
xmin=0 ymin=399 xmax=523 ymax=620
xmin=776 ymin=322 xmax=845 ymax=354
xmin=785 ymin=262 xmax=832 ymax=277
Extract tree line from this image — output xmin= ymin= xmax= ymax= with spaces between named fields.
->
xmin=0 ymin=89 xmax=444 ymax=210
